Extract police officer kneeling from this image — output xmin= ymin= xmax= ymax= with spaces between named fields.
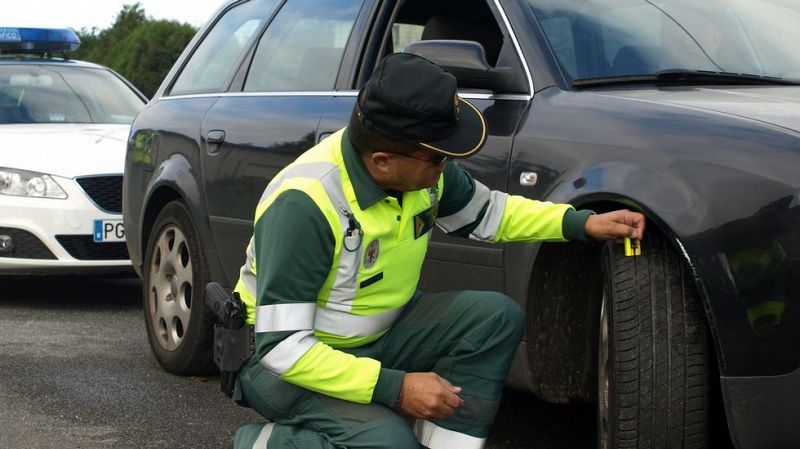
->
xmin=226 ymin=53 xmax=645 ymax=449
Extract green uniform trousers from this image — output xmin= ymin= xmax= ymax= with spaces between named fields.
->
xmin=232 ymin=289 xmax=524 ymax=449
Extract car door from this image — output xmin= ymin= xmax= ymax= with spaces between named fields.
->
xmin=200 ymin=0 xmax=366 ymax=284
xmin=318 ymin=0 xmax=532 ymax=293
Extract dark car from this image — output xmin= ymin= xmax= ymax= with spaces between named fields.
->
xmin=122 ymin=1 xmax=800 ymax=448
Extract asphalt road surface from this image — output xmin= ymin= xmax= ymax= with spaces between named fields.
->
xmin=0 ymin=275 xmax=595 ymax=449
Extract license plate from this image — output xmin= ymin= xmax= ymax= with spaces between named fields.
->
xmin=93 ymin=219 xmax=125 ymax=243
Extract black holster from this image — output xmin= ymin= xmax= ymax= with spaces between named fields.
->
xmin=205 ymin=282 xmax=253 ymax=398
xmin=213 ymin=323 xmax=253 ymax=397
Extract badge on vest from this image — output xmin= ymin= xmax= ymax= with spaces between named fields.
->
xmin=363 ymin=239 xmax=380 ymax=268
xmin=414 ymin=208 xmax=435 ymax=239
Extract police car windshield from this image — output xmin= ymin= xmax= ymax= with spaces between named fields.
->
xmin=529 ymin=0 xmax=800 ymax=83
xmin=0 ymin=64 xmax=145 ymax=125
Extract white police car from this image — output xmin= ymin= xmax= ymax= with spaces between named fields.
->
xmin=0 ymin=27 xmax=146 ymax=274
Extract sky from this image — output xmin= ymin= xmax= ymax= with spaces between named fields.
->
xmin=2 ymin=0 xmax=228 ymax=31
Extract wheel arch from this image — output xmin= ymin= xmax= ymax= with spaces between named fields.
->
xmin=141 ymin=186 xmax=183 ymax=266
xmin=139 ymin=153 xmax=226 ymax=283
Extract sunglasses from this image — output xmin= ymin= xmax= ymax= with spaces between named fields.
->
xmin=379 ymin=151 xmax=449 ymax=166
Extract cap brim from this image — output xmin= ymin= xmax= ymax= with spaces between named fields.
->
xmin=418 ymin=98 xmax=487 ymax=158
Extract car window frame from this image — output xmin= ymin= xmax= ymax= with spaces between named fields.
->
xmin=163 ymin=0 xmax=283 ymax=97
xmin=501 ymin=0 xmax=562 ymax=93
xmin=347 ymin=0 xmax=534 ymax=98
xmin=224 ymin=0 xmax=370 ymax=94
xmin=332 ymin=0 xmax=381 ymax=91
xmin=240 ymin=0 xmax=365 ymax=93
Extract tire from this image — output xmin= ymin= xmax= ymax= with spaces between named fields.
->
xmin=598 ymin=232 xmax=709 ymax=449
xmin=143 ymin=200 xmax=215 ymax=375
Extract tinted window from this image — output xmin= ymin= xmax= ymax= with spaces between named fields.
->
xmin=530 ymin=0 xmax=800 ymax=81
xmin=243 ymin=0 xmax=361 ymax=92
xmin=378 ymin=0 xmax=507 ymax=70
xmin=391 ymin=24 xmax=424 ymax=54
xmin=0 ymin=65 xmax=144 ymax=125
xmin=170 ymin=0 xmax=280 ymax=95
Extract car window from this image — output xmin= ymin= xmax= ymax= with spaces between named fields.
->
xmin=597 ymin=4 xmax=695 ymax=75
xmin=170 ymin=0 xmax=280 ymax=95
xmin=243 ymin=0 xmax=362 ymax=92
xmin=529 ymin=0 xmax=800 ymax=81
xmin=391 ymin=24 xmax=424 ymax=54
xmin=387 ymin=7 xmax=505 ymax=67
xmin=0 ymin=65 xmax=144 ymax=125
xmin=711 ymin=0 xmax=800 ymax=79
xmin=539 ymin=17 xmax=576 ymax=77
xmin=362 ymin=0 xmax=518 ymax=91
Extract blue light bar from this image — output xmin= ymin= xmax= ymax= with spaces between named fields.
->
xmin=0 ymin=27 xmax=81 ymax=54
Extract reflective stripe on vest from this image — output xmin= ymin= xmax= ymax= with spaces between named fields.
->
xmin=314 ymin=307 xmax=403 ymax=338
xmin=254 ymin=301 xmax=402 ymax=338
xmin=435 ymin=179 xmax=508 ymax=242
xmin=259 ymin=330 xmax=318 ymax=374
xmin=258 ymin=162 xmax=340 ymax=210
xmin=255 ymin=303 xmax=317 ymax=333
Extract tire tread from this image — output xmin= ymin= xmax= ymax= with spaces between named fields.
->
xmin=605 ymin=232 xmax=709 ymax=449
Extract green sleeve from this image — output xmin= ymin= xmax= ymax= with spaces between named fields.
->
xmin=562 ymin=209 xmax=594 ymax=241
xmin=437 ymin=162 xmax=593 ymax=241
xmin=437 ymin=161 xmax=475 ymax=218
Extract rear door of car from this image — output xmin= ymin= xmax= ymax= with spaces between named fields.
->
xmin=199 ymin=0 xmax=367 ymax=284
xmin=318 ymin=0 xmax=532 ymax=293
xmin=126 ymin=0 xmax=273 ymax=270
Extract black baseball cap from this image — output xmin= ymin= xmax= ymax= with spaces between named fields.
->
xmin=356 ymin=52 xmax=487 ymax=158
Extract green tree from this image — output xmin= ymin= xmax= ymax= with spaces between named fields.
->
xmin=73 ymin=3 xmax=197 ymax=98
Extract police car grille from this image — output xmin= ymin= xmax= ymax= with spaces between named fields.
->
xmin=0 ymin=227 xmax=57 ymax=259
xmin=55 ymin=235 xmax=129 ymax=260
xmin=76 ymin=176 xmax=123 ymax=213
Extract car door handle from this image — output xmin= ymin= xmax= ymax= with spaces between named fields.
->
xmin=206 ymin=130 xmax=225 ymax=155
xmin=207 ymin=130 xmax=226 ymax=144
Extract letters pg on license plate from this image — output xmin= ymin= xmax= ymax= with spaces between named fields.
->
xmin=93 ymin=219 xmax=125 ymax=243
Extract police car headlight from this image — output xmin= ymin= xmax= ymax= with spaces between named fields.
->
xmin=0 ymin=167 xmax=67 ymax=199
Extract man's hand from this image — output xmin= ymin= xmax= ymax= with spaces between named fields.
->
xmin=398 ymin=372 xmax=464 ymax=420
xmin=585 ymin=209 xmax=646 ymax=241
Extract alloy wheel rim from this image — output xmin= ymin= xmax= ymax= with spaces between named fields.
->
xmin=147 ymin=225 xmax=193 ymax=351
xmin=598 ymin=289 xmax=610 ymax=449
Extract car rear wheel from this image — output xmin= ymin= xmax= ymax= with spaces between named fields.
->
xmin=599 ymin=232 xmax=709 ymax=449
xmin=143 ymin=200 xmax=214 ymax=375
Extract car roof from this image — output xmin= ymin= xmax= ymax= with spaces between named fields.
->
xmin=0 ymin=55 xmax=108 ymax=70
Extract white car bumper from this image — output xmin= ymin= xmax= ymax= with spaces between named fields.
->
xmin=0 ymin=175 xmax=132 ymax=274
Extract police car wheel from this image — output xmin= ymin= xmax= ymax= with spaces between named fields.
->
xmin=598 ymin=232 xmax=710 ymax=449
xmin=143 ymin=200 xmax=215 ymax=375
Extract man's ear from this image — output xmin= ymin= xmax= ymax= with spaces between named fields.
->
xmin=369 ymin=152 xmax=393 ymax=173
